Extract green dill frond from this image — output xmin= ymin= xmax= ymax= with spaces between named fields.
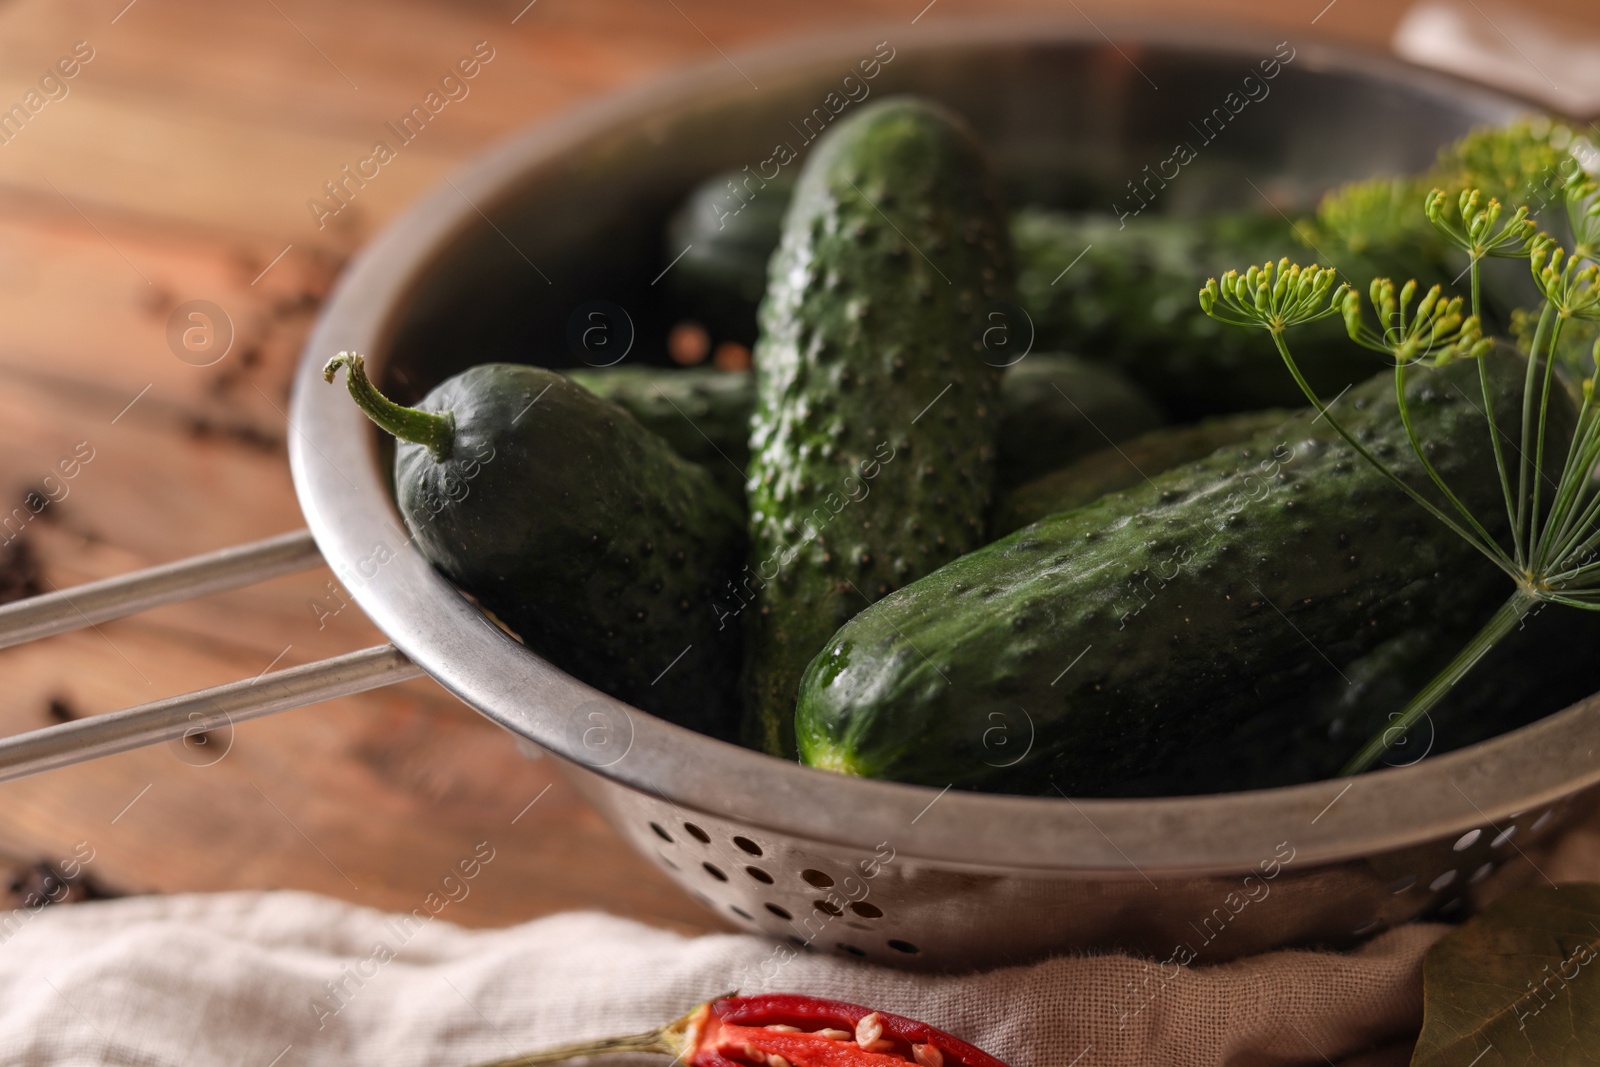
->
xmin=1532 ymin=237 xmax=1600 ymax=323
xmin=1434 ymin=117 xmax=1586 ymax=214
xmin=1199 ymin=117 xmax=1600 ymax=776
xmin=1425 ymin=188 xmax=1536 ymax=261
xmin=1303 ymin=175 xmax=1430 ymax=255
xmin=1198 ymin=258 xmax=1343 ymax=334
xmin=1304 ymin=118 xmax=1593 ymax=262
xmin=1565 ymin=178 xmax=1599 ymax=263
xmin=1343 ymin=278 xmax=1487 ymax=365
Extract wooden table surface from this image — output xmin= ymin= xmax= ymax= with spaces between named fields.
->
xmin=0 ymin=0 xmax=1595 ymax=932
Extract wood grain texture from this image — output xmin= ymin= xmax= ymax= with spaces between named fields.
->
xmin=0 ymin=0 xmax=1594 ymax=934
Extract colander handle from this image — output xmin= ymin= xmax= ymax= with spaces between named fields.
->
xmin=0 ymin=529 xmax=323 ymax=649
xmin=0 ymin=529 xmax=426 ymax=781
xmin=0 ymin=645 xmax=422 ymax=782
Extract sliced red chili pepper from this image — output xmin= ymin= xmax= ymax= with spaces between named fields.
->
xmin=466 ymin=992 xmax=1011 ymax=1067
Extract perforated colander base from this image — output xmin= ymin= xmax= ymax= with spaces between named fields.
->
xmin=560 ymin=764 xmax=1586 ymax=972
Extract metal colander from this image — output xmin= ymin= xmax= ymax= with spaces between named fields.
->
xmin=2 ymin=20 xmax=1594 ymax=972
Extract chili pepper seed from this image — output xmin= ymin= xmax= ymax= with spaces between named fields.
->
xmin=856 ymin=1012 xmax=884 ymax=1048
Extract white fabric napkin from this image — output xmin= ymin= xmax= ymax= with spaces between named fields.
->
xmin=0 ymin=889 xmax=1440 ymax=1066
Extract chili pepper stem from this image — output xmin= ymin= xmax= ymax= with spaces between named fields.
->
xmin=461 ymin=1001 xmax=710 ymax=1067
xmin=324 ymin=351 xmax=456 ymax=461
xmin=1339 ymin=587 xmax=1539 ymax=775
xmin=464 ymin=1029 xmax=681 ymax=1067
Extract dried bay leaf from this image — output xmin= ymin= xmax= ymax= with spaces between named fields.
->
xmin=1413 ymin=883 xmax=1600 ymax=1067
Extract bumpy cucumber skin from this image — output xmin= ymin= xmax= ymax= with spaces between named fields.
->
xmin=567 ymin=356 xmax=1159 ymax=504
xmin=744 ymin=98 xmax=1015 ymax=756
xmin=565 ymin=366 xmax=751 ymax=498
xmin=396 ymin=365 xmax=746 ymax=736
xmin=1130 ymin=605 xmax=1600 ymax=796
xmin=1013 ymin=209 xmax=1388 ymax=419
xmin=992 ymin=409 xmax=1289 ymax=536
xmin=795 ymin=352 xmax=1564 ymax=794
xmin=660 ymin=185 xmax=1402 ymax=421
xmin=995 ymin=354 xmax=1163 ymax=487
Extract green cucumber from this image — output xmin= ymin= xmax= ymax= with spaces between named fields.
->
xmin=994 ymin=354 xmax=1162 ymax=486
xmin=564 ymin=365 xmax=751 ymax=499
xmin=661 ymin=187 xmax=1418 ymax=422
xmin=324 ymin=353 xmax=745 ymax=736
xmin=567 ymin=356 xmax=1160 ymax=502
xmin=992 ymin=409 xmax=1289 ymax=536
xmin=743 ymin=97 xmax=1016 ymax=756
xmin=1012 ymin=209 xmax=1390 ymax=418
xmin=1129 ymin=605 xmax=1600 ymax=795
xmin=795 ymin=350 xmax=1569 ymax=794
xmin=664 ymin=170 xmax=797 ymax=344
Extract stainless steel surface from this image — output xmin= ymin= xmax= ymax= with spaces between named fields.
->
xmin=0 ymin=645 xmax=420 ymax=782
xmin=285 ymin=19 xmax=1597 ymax=968
xmin=0 ymin=529 xmax=321 ymax=650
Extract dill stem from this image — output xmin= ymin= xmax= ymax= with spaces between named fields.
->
xmin=1516 ymin=304 xmax=1556 ymax=555
xmin=1394 ymin=362 xmax=1504 ymax=552
xmin=1537 ymin=394 xmax=1600 ymax=568
xmin=1528 ymin=317 xmax=1566 ymax=565
xmin=1340 ymin=589 xmax=1539 ymax=776
xmin=1270 ymin=333 xmax=1501 ymax=570
xmin=1475 ymin=347 xmax=1522 ymax=562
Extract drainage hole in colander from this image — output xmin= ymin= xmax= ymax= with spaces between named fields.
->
xmin=650 ymin=822 xmax=673 ymax=843
xmin=787 ymin=935 xmax=807 ymax=947
xmin=659 ymin=852 xmax=679 ymax=871
xmin=1470 ymin=861 xmax=1495 ymax=884
xmin=1429 ymin=869 xmax=1458 ymax=892
xmin=1490 ymin=825 xmax=1518 ymax=848
xmin=730 ymin=905 xmax=754 ymax=920
xmin=733 ymin=836 xmax=763 ymax=856
xmin=1436 ymin=897 xmax=1466 ymax=916
xmin=765 ymin=903 xmax=793 ymax=920
xmin=850 ymin=901 xmax=883 ymax=919
xmin=802 ymin=869 xmax=835 ymax=889
xmin=1351 ymin=919 xmax=1384 ymax=937
xmin=703 ymin=863 xmax=728 ymax=882
xmin=837 ymin=943 xmax=866 ymax=957
xmin=887 ymin=940 xmax=920 ymax=954
xmin=1452 ymin=829 xmax=1482 ymax=851
xmin=1532 ymin=809 xmax=1556 ymax=833
xmin=684 ymin=823 xmax=712 ymax=844
xmin=814 ymin=898 xmax=843 ymax=916
xmin=745 ymin=866 xmax=774 ymax=884
xmin=1387 ymin=875 xmax=1417 ymax=895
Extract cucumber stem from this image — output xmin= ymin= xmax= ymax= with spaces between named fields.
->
xmin=1339 ymin=588 xmax=1539 ymax=776
xmin=323 ymin=352 xmax=454 ymax=461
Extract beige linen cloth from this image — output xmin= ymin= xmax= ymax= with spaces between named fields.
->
xmin=0 ymin=890 xmax=1431 ymax=1067
xmin=4 ymin=820 xmax=1598 ymax=1067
